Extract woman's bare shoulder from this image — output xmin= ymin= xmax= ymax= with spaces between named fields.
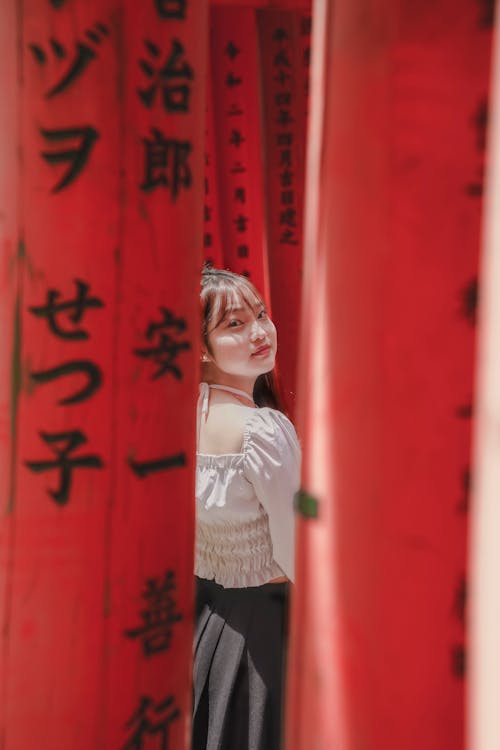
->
xmin=198 ymin=396 xmax=256 ymax=455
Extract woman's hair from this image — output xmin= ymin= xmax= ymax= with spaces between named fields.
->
xmin=200 ymin=266 xmax=286 ymax=413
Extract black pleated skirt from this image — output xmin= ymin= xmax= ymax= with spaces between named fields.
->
xmin=192 ymin=575 xmax=290 ymax=750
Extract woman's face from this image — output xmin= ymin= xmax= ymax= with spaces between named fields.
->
xmin=205 ymin=296 xmax=277 ymax=379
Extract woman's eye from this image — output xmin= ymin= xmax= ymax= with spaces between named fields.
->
xmin=258 ymin=309 xmax=268 ymax=319
xmin=227 ymin=319 xmax=242 ymax=328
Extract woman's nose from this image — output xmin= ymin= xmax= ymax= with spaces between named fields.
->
xmin=250 ymin=320 xmax=266 ymax=340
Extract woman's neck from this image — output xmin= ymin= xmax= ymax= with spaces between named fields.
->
xmin=203 ymin=370 xmax=256 ymax=398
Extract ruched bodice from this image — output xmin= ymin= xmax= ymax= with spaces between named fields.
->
xmin=196 ymin=383 xmax=301 ymax=588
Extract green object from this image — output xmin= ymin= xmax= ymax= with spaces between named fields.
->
xmin=294 ymin=489 xmax=319 ymax=519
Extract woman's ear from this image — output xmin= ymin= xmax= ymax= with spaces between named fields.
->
xmin=200 ymin=351 xmax=210 ymax=363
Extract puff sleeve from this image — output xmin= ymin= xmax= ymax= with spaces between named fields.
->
xmin=243 ymin=408 xmax=301 ymax=582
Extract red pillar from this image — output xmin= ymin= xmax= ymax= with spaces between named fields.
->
xmin=258 ymin=8 xmax=310 ymax=415
xmin=0 ymin=1 xmax=207 ymax=747
xmin=469 ymin=6 xmax=500 ymax=746
xmin=211 ymin=5 xmax=271 ymax=300
xmin=287 ymin=0 xmax=493 ymax=747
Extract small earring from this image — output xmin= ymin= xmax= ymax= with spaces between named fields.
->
xmin=201 ymin=353 xmax=209 ymax=362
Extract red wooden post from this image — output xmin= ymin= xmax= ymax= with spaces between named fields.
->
xmin=288 ymin=0 xmax=493 ymax=748
xmin=258 ymin=7 xmax=310 ymax=414
xmin=0 ymin=0 xmax=20 ymax=739
xmin=204 ymin=72 xmax=224 ymax=269
xmin=469 ymin=6 xmax=500 ymax=746
xmin=211 ymin=5 xmax=271 ymax=300
xmin=0 ymin=1 xmax=207 ymax=747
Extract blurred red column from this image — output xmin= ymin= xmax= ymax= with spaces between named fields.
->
xmin=0 ymin=1 xmax=207 ymax=748
xmin=211 ymin=5 xmax=271 ymax=301
xmin=258 ymin=8 xmax=309 ymax=416
xmin=287 ymin=0 xmax=492 ymax=748
xmin=469 ymin=2 xmax=500 ymax=747
xmin=204 ymin=71 xmax=224 ymax=269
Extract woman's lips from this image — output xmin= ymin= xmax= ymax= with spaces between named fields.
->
xmin=252 ymin=345 xmax=272 ymax=357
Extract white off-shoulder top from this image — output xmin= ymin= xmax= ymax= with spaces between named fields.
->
xmin=195 ymin=382 xmax=301 ymax=588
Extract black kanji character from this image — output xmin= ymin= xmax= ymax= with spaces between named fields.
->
xmin=275 ymin=92 xmax=291 ymax=107
xmin=237 ymin=244 xmax=249 ymax=258
xmin=29 ymin=23 xmax=110 ymax=99
xmin=204 ymin=232 xmax=213 ymax=248
xmin=280 ymin=149 xmax=292 ymax=167
xmin=276 ymin=132 xmax=293 ymax=147
xmin=133 ymin=307 xmax=190 ymax=379
xmin=31 ymin=360 xmax=102 ymax=405
xmin=227 ymin=103 xmax=243 ymax=117
xmin=29 ymin=279 xmax=104 ymax=340
xmin=301 ymin=16 xmax=312 ymax=35
xmin=272 ymin=28 xmax=288 ymax=42
xmin=459 ymin=277 xmax=478 ymax=326
xmin=455 ymin=403 xmax=473 ymax=420
xmin=155 ymin=0 xmax=186 ymax=19
xmin=229 ymin=129 xmax=245 ymax=148
xmin=303 ymin=45 xmax=311 ymax=67
xmin=457 ymin=466 xmax=471 ymax=514
xmin=280 ymin=167 xmax=294 ymax=188
xmin=274 ymin=69 xmax=291 ymax=87
xmin=124 ymin=570 xmax=183 ymax=656
xmin=274 ymin=49 xmax=291 ymax=68
xmin=451 ymin=644 xmax=466 ymax=679
xmin=471 ymin=98 xmax=488 ymax=152
xmin=225 ymin=41 xmax=240 ymax=60
xmin=276 ymin=109 xmax=293 ymax=127
xmin=25 ymin=430 xmax=103 ymax=505
xmin=234 ymin=187 xmax=246 ymax=204
xmin=204 ymin=205 xmax=211 ymax=222
xmin=138 ymin=38 xmax=193 ymax=113
xmin=140 ymin=129 xmax=192 ymax=200
xmin=280 ymin=208 xmax=297 ymax=227
xmin=30 ymin=37 xmax=64 ymax=63
xmin=476 ymin=0 xmax=495 ymax=28
xmin=281 ymin=189 xmax=294 ymax=206
xmin=230 ymin=161 xmax=246 ymax=175
xmin=465 ymin=169 xmax=484 ymax=197
xmin=129 ymin=453 xmax=186 ymax=478
xmin=122 ymin=695 xmax=180 ymax=750
xmin=40 ymin=125 xmax=99 ymax=192
xmin=280 ymin=228 xmax=299 ymax=246
xmin=234 ymin=214 xmax=249 ymax=233
xmin=226 ymin=72 xmax=242 ymax=88
xmin=50 ymin=0 xmax=66 ymax=7
xmin=452 ymin=575 xmax=466 ymax=626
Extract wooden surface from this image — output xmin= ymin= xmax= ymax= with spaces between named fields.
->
xmin=288 ymin=0 xmax=493 ymax=747
xmin=258 ymin=8 xmax=310 ymax=415
xmin=211 ymin=5 xmax=271 ymax=299
xmin=0 ymin=1 xmax=206 ymax=747
xmin=469 ymin=4 xmax=500 ymax=747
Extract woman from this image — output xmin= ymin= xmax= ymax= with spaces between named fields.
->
xmin=192 ymin=267 xmax=301 ymax=750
